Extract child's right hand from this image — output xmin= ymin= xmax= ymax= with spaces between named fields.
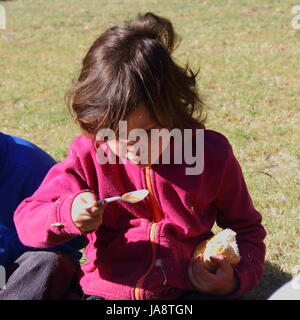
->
xmin=71 ymin=192 xmax=107 ymax=233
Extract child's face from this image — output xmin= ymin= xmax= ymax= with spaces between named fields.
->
xmin=107 ymin=105 xmax=165 ymax=167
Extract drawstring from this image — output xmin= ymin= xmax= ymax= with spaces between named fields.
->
xmin=155 ymin=258 xmax=167 ymax=286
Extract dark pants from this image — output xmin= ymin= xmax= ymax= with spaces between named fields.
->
xmin=0 ymin=251 xmax=82 ymax=300
xmin=0 ymin=251 xmax=236 ymax=300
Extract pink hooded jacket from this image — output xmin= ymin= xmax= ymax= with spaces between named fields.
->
xmin=14 ymin=129 xmax=266 ymax=300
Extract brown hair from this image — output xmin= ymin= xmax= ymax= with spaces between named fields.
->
xmin=65 ymin=12 xmax=206 ymax=137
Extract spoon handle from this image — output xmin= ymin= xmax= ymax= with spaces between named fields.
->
xmin=98 ymin=196 xmax=122 ymax=205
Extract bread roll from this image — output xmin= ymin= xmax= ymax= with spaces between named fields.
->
xmin=193 ymin=229 xmax=241 ymax=272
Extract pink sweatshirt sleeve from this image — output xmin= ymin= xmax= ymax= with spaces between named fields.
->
xmin=14 ymin=142 xmax=89 ymax=248
xmin=214 ymin=142 xmax=267 ymax=298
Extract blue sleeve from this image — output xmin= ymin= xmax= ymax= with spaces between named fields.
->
xmin=0 ymin=134 xmax=85 ymax=264
xmin=0 ymin=225 xmax=31 ymax=268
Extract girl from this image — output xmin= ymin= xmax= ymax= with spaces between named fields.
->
xmin=14 ymin=12 xmax=266 ymax=300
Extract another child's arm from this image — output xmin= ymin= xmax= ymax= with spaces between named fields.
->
xmin=190 ymin=138 xmax=266 ymax=297
xmin=14 ymin=143 xmax=105 ymax=248
xmin=0 ymin=224 xmax=30 ymax=267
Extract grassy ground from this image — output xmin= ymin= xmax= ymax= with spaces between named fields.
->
xmin=0 ymin=0 xmax=299 ymax=299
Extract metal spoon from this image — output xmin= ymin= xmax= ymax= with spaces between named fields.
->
xmin=98 ymin=189 xmax=149 ymax=205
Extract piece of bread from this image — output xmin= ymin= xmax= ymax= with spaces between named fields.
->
xmin=193 ymin=229 xmax=241 ymax=272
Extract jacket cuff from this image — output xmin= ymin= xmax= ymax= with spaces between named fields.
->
xmin=57 ymin=190 xmax=92 ymax=236
xmin=223 ymin=265 xmax=253 ymax=299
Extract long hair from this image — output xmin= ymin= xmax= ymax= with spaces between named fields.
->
xmin=65 ymin=12 xmax=206 ymax=137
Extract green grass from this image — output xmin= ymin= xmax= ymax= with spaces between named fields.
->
xmin=1 ymin=0 xmax=299 ymax=299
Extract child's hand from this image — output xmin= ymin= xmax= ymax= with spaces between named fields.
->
xmin=71 ymin=192 xmax=107 ymax=233
xmin=188 ymin=254 xmax=238 ymax=295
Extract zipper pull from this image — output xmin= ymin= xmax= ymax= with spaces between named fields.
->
xmin=50 ymin=222 xmax=65 ymax=227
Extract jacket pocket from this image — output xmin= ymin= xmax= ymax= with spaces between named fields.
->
xmin=142 ymin=238 xmax=194 ymax=297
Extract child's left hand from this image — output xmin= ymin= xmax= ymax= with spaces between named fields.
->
xmin=188 ymin=254 xmax=239 ymax=295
